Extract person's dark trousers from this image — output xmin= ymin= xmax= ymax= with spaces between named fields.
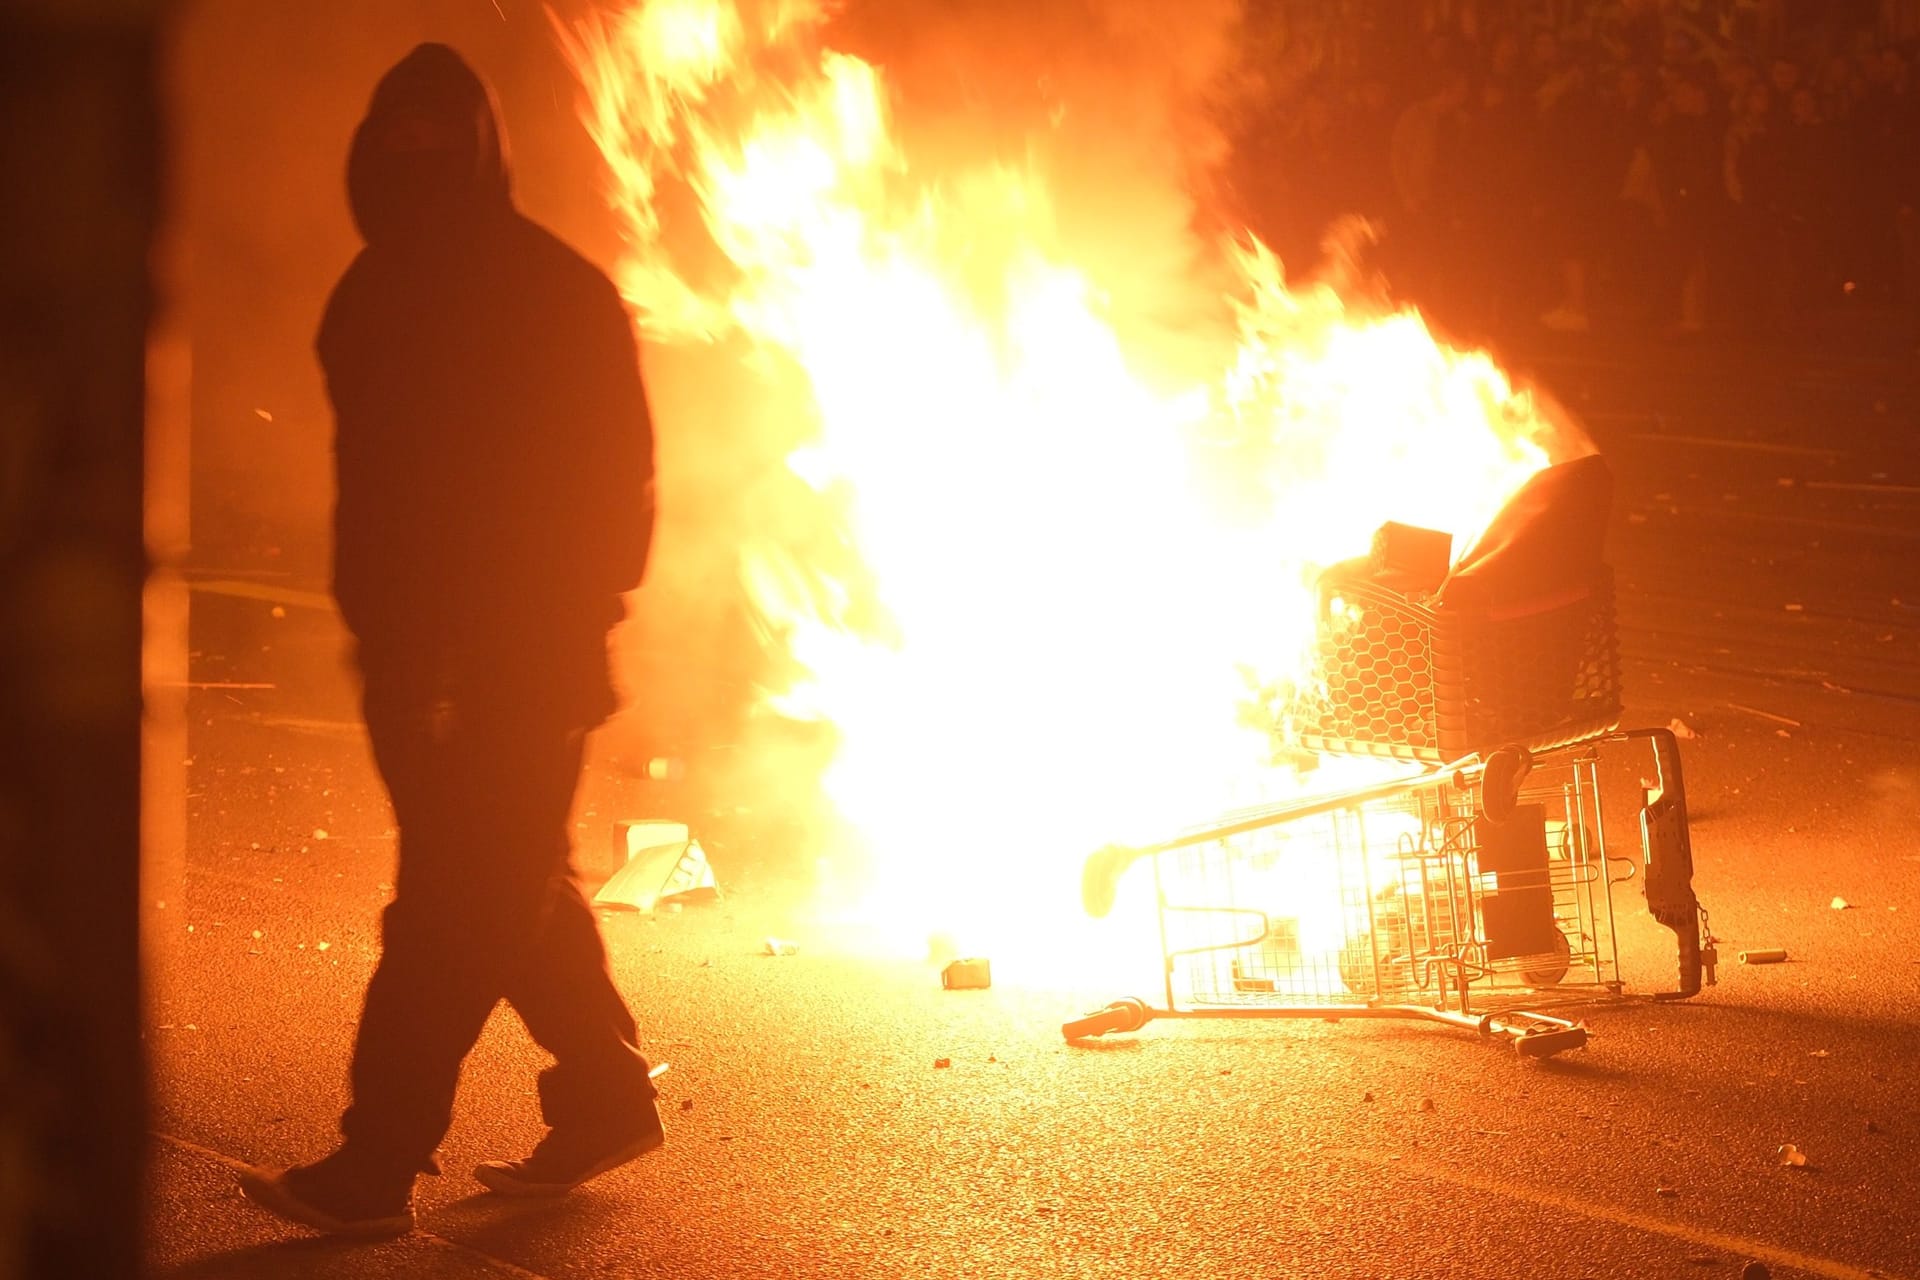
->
xmin=338 ymin=674 xmax=656 ymax=1184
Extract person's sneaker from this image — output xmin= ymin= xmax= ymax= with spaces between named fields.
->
xmin=474 ymin=1116 xmax=664 ymax=1198
xmin=238 ymin=1151 xmax=415 ymax=1240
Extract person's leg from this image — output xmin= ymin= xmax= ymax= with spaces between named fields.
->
xmin=469 ymin=720 xmax=663 ymax=1195
xmin=242 ymin=685 xmax=502 ymax=1233
xmin=339 ymin=690 xmax=585 ymax=1178
xmin=505 ymin=872 xmax=657 ymax=1134
xmin=335 ymin=690 xmax=514 ymax=1181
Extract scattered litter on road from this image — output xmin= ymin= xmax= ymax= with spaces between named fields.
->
xmin=1362 ymin=1091 xmax=1374 ymax=1103
xmin=941 ymin=957 xmax=992 ymax=990
xmin=1809 ymin=1049 xmax=1829 ymax=1058
xmin=1656 ymin=1185 xmax=1679 ymax=1198
xmin=933 ymin=1058 xmax=952 ymax=1069
xmin=1740 ymin=948 xmax=1788 ymax=965
xmin=315 ymin=941 xmax=330 ymax=952
xmin=1666 ymin=717 xmax=1697 ymax=740
xmin=680 ymin=1099 xmax=694 ymax=1112
xmin=1418 ymin=1097 xmax=1436 ymax=1113
xmin=1776 ymin=1143 xmax=1808 ymax=1168
xmin=1726 ymin=702 xmax=1801 ymax=728
xmin=763 ymin=937 xmax=799 ymax=956
xmin=313 ymin=828 xmax=329 ymax=840
xmin=1832 ymin=897 xmax=1853 ymax=911
xmin=1865 ymin=1120 xmax=1881 ymax=1134
xmin=1741 ymin=1264 xmax=1772 ymax=1280
xmin=648 ymin=1062 xmax=670 ymax=1080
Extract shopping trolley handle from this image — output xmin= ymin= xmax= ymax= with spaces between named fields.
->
xmin=1633 ymin=725 xmax=1714 ymax=1000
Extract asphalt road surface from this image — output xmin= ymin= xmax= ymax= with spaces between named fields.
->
xmin=149 ymin=332 xmax=1920 ymax=1279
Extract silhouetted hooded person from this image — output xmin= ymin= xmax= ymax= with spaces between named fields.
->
xmin=240 ymin=45 xmax=664 ymax=1238
xmin=321 ymin=42 xmax=652 ymax=725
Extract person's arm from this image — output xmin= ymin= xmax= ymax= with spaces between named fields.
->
xmin=558 ymin=274 xmax=656 ymax=602
xmin=317 ymin=261 xmax=379 ymax=642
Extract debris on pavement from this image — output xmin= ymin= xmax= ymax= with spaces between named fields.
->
xmin=1656 ymin=1185 xmax=1679 ymax=1198
xmin=1776 ymin=1143 xmax=1809 ymax=1168
xmin=763 ymin=937 xmax=800 ymax=956
xmin=1740 ymin=948 xmax=1788 ymax=965
xmin=933 ymin=1057 xmax=952 ymax=1069
xmin=940 ymin=957 xmax=992 ymax=990
xmin=1741 ymin=1264 xmax=1772 ymax=1280
xmin=1666 ymin=717 xmax=1698 ymax=740
xmin=1727 ymin=702 xmax=1801 ymax=728
xmin=1832 ymin=897 xmax=1853 ymax=911
xmin=1418 ymin=1097 xmax=1436 ymax=1113
xmin=1866 ymin=1120 xmax=1882 ymax=1134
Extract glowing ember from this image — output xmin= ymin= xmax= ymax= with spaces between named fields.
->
xmin=559 ymin=0 xmax=1582 ymax=975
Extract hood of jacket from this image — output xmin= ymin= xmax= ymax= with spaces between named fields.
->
xmin=346 ymin=43 xmax=512 ymax=248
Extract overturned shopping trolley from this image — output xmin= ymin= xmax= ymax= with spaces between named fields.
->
xmin=1069 ymin=732 xmax=1711 ymax=1057
xmin=1064 ymin=458 xmax=1713 ymax=1058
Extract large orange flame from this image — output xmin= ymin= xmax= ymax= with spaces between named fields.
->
xmin=560 ymin=0 xmax=1578 ymax=973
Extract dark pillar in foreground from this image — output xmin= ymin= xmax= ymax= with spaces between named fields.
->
xmin=0 ymin=2 xmax=163 ymax=1274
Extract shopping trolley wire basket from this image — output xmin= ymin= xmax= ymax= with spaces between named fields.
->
xmin=1067 ymin=729 xmax=1713 ymax=1058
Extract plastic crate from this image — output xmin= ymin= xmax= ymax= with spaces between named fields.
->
xmin=1292 ymin=571 xmax=1621 ymax=763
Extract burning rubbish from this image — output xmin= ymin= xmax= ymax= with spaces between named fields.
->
xmin=557 ymin=0 xmax=1592 ymax=966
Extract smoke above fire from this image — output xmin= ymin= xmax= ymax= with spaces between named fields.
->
xmin=562 ymin=0 xmax=1587 ymax=965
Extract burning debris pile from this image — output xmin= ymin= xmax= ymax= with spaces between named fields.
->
xmin=559 ymin=0 xmax=1594 ymax=967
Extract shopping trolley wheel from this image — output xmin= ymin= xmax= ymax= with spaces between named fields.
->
xmin=1338 ymin=932 xmax=1412 ymax=995
xmin=1062 ymin=998 xmax=1151 ymax=1041
xmin=1514 ymin=1025 xmax=1588 ymax=1058
xmin=1520 ymin=930 xmax=1573 ymax=989
xmin=1338 ymin=936 xmax=1377 ymax=995
xmin=1479 ymin=746 xmax=1533 ymax=824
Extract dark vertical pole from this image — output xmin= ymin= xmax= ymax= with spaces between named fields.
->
xmin=0 ymin=2 xmax=162 ymax=1275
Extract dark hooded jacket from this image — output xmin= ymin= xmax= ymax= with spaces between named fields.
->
xmin=319 ymin=44 xmax=654 ymax=727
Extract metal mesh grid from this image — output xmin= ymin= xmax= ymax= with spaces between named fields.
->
xmin=1154 ymin=756 xmax=1622 ymax=1015
xmin=1291 ymin=577 xmax=1623 ymax=763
